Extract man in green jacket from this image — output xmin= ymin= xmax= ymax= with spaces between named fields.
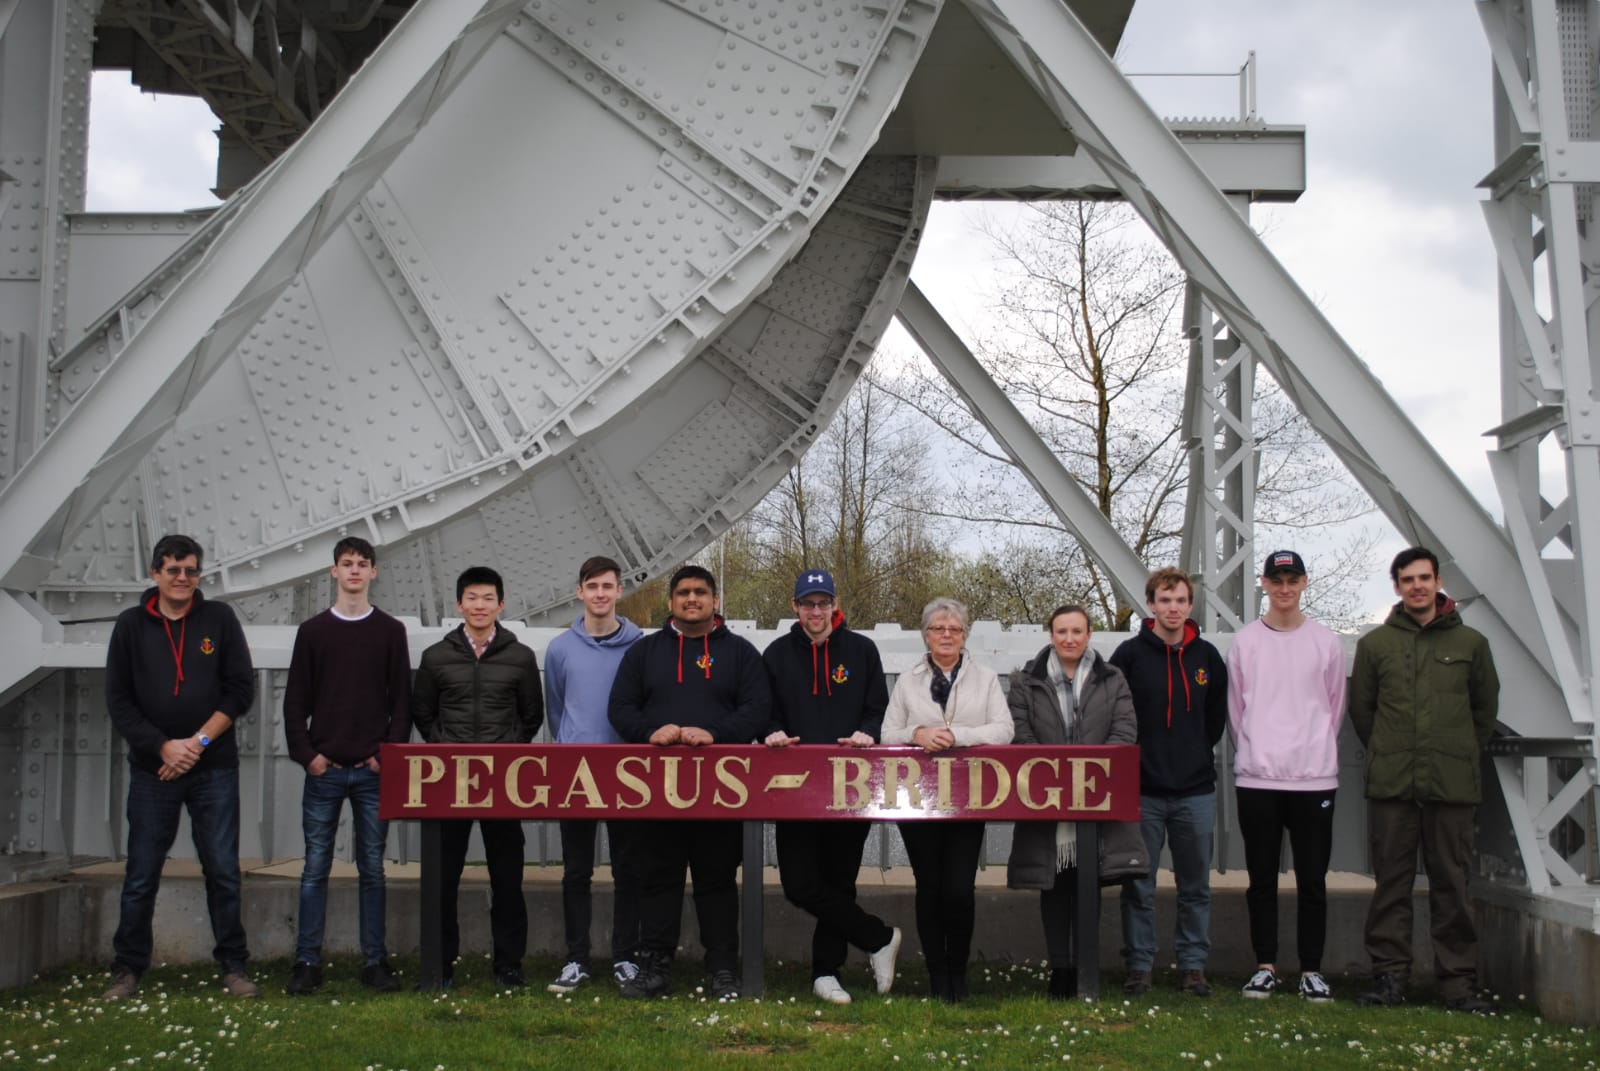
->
xmin=1349 ymin=547 xmax=1498 ymax=1014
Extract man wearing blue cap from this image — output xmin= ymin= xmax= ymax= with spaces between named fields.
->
xmin=762 ymin=569 xmax=902 ymax=1004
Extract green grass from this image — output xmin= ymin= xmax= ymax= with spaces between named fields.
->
xmin=2 ymin=958 xmax=1595 ymax=1071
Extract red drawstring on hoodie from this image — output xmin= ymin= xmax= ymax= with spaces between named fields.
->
xmin=809 ymin=637 xmax=834 ymax=697
xmin=1159 ymin=622 xmax=1195 ymax=727
xmin=163 ymin=616 xmax=187 ymax=696
xmin=676 ymin=631 xmax=712 ymax=683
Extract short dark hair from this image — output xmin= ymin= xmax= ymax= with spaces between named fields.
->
xmin=578 ymin=555 xmax=623 ymax=585
xmin=1046 ymin=604 xmax=1092 ymax=632
xmin=1144 ymin=566 xmax=1193 ymax=604
xmin=1389 ymin=546 xmax=1440 ymax=583
xmin=150 ymin=534 xmax=203 ymax=573
xmin=333 ymin=536 xmax=376 ymax=565
xmin=456 ymin=566 xmax=504 ymax=603
xmin=669 ymin=564 xmax=717 ymax=596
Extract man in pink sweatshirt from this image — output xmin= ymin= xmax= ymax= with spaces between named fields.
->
xmin=1227 ymin=550 xmax=1347 ymax=1004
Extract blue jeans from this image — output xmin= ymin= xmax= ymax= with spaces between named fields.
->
xmin=1121 ymin=790 xmax=1215 ymax=972
xmin=296 ymin=765 xmax=388 ymax=966
xmin=113 ymin=766 xmax=248 ymax=976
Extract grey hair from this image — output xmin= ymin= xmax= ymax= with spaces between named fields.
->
xmin=920 ymin=596 xmax=970 ymax=633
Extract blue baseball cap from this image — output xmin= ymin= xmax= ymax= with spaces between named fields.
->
xmin=794 ymin=569 xmax=836 ymax=600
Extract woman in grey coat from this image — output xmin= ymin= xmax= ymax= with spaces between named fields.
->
xmin=1006 ymin=604 xmax=1148 ymax=999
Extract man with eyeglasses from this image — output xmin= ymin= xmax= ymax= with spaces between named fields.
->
xmin=101 ymin=534 xmax=258 ymax=1002
xmin=762 ymin=570 xmax=902 ymax=1005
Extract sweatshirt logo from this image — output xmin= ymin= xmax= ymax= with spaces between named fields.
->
xmin=831 ymin=664 xmax=849 ymax=685
xmin=1193 ymin=667 xmax=1208 ymax=686
xmin=199 ymin=637 xmax=216 ymax=655
xmin=696 ymin=652 xmax=715 ymax=672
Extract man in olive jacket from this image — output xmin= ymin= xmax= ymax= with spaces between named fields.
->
xmin=413 ymin=566 xmax=543 ymax=987
xmin=1349 ymin=546 xmax=1498 ymax=1014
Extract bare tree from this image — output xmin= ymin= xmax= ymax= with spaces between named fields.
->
xmin=711 ymin=370 xmax=952 ymax=628
xmin=886 ymin=201 xmax=1376 ymax=631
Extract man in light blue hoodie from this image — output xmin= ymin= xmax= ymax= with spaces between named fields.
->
xmin=543 ymin=555 xmax=645 ymax=994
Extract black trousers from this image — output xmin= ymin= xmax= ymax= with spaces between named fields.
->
xmin=1236 ymin=786 xmax=1336 ymax=971
xmin=1038 ymin=868 xmax=1080 ymax=969
xmin=897 ymin=821 xmax=986 ymax=975
xmin=776 ymin=820 xmax=894 ymax=979
xmin=438 ymin=818 xmax=527 ymax=974
xmin=634 ymin=819 xmax=740 ymax=974
xmin=558 ymin=818 xmax=642 ymax=968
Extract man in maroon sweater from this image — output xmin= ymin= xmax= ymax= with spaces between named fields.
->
xmin=284 ymin=537 xmax=413 ymax=994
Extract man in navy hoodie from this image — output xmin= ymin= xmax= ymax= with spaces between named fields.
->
xmin=101 ymin=534 xmax=257 ymax=1002
xmin=544 ymin=554 xmax=645 ymax=994
xmin=1109 ymin=566 xmax=1228 ymax=999
xmin=608 ymin=564 xmax=769 ymax=999
xmin=763 ymin=569 xmax=901 ymax=1004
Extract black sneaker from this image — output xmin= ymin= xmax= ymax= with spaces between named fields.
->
xmin=493 ymin=966 xmax=528 ymax=989
xmin=361 ymin=960 xmax=401 ymax=993
xmin=1444 ymin=992 xmax=1499 ymax=1015
xmin=286 ymin=962 xmax=322 ymax=996
xmin=1355 ymin=972 xmax=1406 ymax=1007
xmin=620 ymin=955 xmax=671 ymax=999
xmin=708 ymin=968 xmax=740 ymax=1000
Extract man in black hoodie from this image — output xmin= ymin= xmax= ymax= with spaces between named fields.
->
xmin=762 ymin=569 xmax=902 ymax=1005
xmin=413 ymin=565 xmax=543 ymax=988
xmin=608 ymin=564 xmax=768 ymax=999
xmin=1109 ymin=566 xmax=1228 ymax=999
xmin=101 ymin=534 xmax=257 ymax=1002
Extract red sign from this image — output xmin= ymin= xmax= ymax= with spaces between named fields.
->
xmin=379 ymin=743 xmax=1139 ymax=822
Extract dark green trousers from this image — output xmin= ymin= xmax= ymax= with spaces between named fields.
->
xmin=1364 ymin=799 xmax=1479 ymax=998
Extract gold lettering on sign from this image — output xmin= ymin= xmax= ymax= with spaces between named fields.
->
xmin=663 ymin=755 xmax=702 ymax=809
xmin=561 ymin=757 xmax=604 ymax=809
xmin=615 ymin=755 xmax=651 ymax=809
xmin=934 ymin=757 xmax=957 ymax=811
xmin=1067 ymin=756 xmax=1113 ymax=812
xmin=884 ymin=756 xmax=923 ymax=811
xmin=966 ymin=756 xmax=1011 ymax=810
xmin=405 ymin=754 xmax=446 ymax=808
xmin=829 ymin=756 xmax=871 ymax=811
xmin=454 ymin=753 xmax=494 ymax=808
xmin=713 ymin=756 xmax=751 ymax=808
xmin=1017 ymin=757 xmax=1062 ymax=811
xmin=504 ymin=755 xmax=549 ymax=808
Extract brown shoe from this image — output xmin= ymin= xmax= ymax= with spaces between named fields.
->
xmin=220 ymin=971 xmax=261 ymax=998
xmin=101 ymin=967 xmax=139 ymax=1001
xmin=1178 ymin=969 xmax=1212 ymax=997
xmin=1122 ymin=969 xmax=1153 ymax=996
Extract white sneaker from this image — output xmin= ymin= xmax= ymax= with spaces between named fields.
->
xmin=612 ymin=960 xmax=639 ymax=985
xmin=813 ymin=975 xmax=852 ymax=1005
xmin=869 ymin=927 xmax=902 ymax=994
xmin=547 ymin=961 xmax=590 ymax=993
xmin=1299 ymin=971 xmax=1334 ymax=1003
xmin=1242 ymin=967 xmax=1277 ymax=999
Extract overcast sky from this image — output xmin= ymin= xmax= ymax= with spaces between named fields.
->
xmin=84 ymin=0 xmax=1502 ymax=619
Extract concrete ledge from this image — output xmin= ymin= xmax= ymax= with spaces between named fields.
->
xmin=17 ymin=863 xmax=1397 ymax=987
xmin=20 ymin=862 xmax=1599 ymax=1023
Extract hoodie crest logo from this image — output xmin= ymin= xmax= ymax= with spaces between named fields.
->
xmin=696 ymin=653 xmax=714 ymax=672
xmin=831 ymin=664 xmax=849 ymax=685
xmin=199 ymin=637 xmax=216 ymax=655
xmin=1194 ymin=667 xmax=1208 ymax=686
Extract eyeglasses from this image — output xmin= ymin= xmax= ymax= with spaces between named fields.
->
xmin=925 ymin=625 xmax=965 ymax=635
xmin=161 ymin=566 xmax=201 ymax=578
xmin=796 ymin=599 xmax=834 ymax=611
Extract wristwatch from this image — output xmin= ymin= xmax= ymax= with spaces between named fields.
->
xmin=197 ymin=733 xmax=211 ymax=748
